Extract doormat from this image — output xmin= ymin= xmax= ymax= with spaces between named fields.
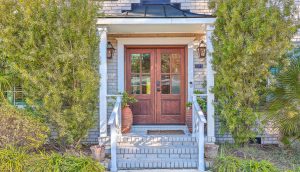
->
xmin=147 ymin=130 xmax=185 ymax=135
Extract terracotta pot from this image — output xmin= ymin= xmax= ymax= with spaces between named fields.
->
xmin=186 ymin=107 xmax=193 ymax=132
xmin=90 ymin=145 xmax=105 ymax=162
xmin=205 ymin=143 xmax=219 ymax=159
xmin=122 ymin=105 xmax=133 ymax=134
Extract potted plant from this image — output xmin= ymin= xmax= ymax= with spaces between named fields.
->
xmin=121 ymin=92 xmax=137 ymax=134
xmin=186 ymin=102 xmax=193 ymax=132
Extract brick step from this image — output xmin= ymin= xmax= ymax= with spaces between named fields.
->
xmin=117 ymin=159 xmax=198 ymax=169
xmin=119 ymin=135 xmax=197 ymax=144
xmin=118 ymin=153 xmax=198 ymax=160
xmin=119 ymin=141 xmax=197 ymax=147
xmin=117 ymin=145 xmax=198 ymax=154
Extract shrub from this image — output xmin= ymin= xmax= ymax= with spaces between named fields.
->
xmin=1 ymin=0 xmax=100 ymax=147
xmin=0 ymin=147 xmax=105 ymax=172
xmin=29 ymin=152 xmax=105 ymax=172
xmin=267 ymin=57 xmax=300 ymax=144
xmin=213 ymin=156 xmax=280 ymax=172
xmin=210 ymin=0 xmax=296 ymax=144
xmin=0 ymin=104 xmax=49 ymax=149
xmin=0 ymin=146 xmax=29 ymax=172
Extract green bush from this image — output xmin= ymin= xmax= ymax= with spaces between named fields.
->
xmin=213 ymin=156 xmax=280 ymax=172
xmin=29 ymin=152 xmax=105 ymax=172
xmin=0 ymin=146 xmax=29 ymax=172
xmin=0 ymin=147 xmax=105 ymax=172
xmin=0 ymin=104 xmax=49 ymax=149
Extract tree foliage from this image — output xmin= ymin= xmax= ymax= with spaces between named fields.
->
xmin=267 ymin=57 xmax=300 ymax=144
xmin=210 ymin=0 xmax=297 ymax=144
xmin=0 ymin=0 xmax=99 ymax=147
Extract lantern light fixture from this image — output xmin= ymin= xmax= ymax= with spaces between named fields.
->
xmin=197 ymin=40 xmax=207 ymax=58
xmin=107 ymin=42 xmax=115 ymax=59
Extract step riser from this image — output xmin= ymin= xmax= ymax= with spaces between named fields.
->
xmin=117 ymin=148 xmax=198 ymax=154
xmin=118 ymin=161 xmax=198 ymax=169
xmin=119 ymin=142 xmax=198 ymax=146
xmin=118 ymin=154 xmax=198 ymax=159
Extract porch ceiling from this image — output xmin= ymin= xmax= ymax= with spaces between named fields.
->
xmin=97 ymin=18 xmax=216 ymax=34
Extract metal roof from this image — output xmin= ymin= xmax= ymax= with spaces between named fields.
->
xmin=106 ymin=3 xmax=213 ymax=18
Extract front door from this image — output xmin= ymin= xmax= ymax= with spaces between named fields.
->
xmin=126 ymin=47 xmax=185 ymax=124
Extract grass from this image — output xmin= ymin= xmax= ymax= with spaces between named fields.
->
xmin=219 ymin=143 xmax=300 ymax=171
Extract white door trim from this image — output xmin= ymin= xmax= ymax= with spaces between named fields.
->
xmin=116 ymin=37 xmax=195 ymax=102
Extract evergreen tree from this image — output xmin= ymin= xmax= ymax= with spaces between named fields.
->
xmin=0 ymin=0 xmax=99 ymax=147
xmin=210 ymin=0 xmax=296 ymax=144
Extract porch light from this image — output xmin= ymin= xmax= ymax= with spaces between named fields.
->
xmin=107 ymin=42 xmax=115 ymax=59
xmin=197 ymin=40 xmax=207 ymax=58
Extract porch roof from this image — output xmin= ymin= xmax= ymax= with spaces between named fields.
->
xmin=105 ymin=4 xmax=213 ymax=18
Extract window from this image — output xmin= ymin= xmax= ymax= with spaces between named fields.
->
xmin=5 ymin=85 xmax=26 ymax=107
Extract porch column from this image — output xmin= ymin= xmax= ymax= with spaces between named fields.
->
xmin=98 ymin=27 xmax=108 ymax=137
xmin=206 ymin=25 xmax=216 ymax=143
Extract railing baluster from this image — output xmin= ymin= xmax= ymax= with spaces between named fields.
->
xmin=108 ymin=95 xmax=123 ymax=172
xmin=192 ymin=94 xmax=207 ymax=172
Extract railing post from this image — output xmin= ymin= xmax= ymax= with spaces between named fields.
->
xmin=192 ymin=95 xmax=196 ymax=137
xmin=198 ymin=121 xmax=205 ymax=172
xmin=110 ymin=123 xmax=117 ymax=172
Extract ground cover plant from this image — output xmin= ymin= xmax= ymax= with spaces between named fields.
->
xmin=0 ymin=146 xmax=105 ymax=172
xmin=215 ymin=144 xmax=300 ymax=171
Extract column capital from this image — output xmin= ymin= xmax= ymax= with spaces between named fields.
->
xmin=97 ymin=26 xmax=108 ymax=33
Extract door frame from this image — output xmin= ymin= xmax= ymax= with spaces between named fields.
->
xmin=125 ymin=45 xmax=188 ymax=125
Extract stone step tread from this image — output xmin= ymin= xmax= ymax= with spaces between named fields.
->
xmin=118 ymin=159 xmax=198 ymax=169
xmin=117 ymin=146 xmax=198 ymax=154
xmin=120 ymin=136 xmax=196 ymax=142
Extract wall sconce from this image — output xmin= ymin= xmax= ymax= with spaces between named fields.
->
xmin=107 ymin=42 xmax=115 ymax=59
xmin=197 ymin=40 xmax=207 ymax=58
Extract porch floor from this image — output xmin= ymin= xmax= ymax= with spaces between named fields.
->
xmin=127 ymin=125 xmax=191 ymax=136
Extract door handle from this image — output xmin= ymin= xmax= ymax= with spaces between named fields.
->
xmin=156 ymin=81 xmax=161 ymax=92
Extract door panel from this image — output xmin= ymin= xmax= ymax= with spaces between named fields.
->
xmin=126 ymin=49 xmax=155 ymax=124
xmin=156 ymin=49 xmax=185 ymax=124
xmin=126 ymin=48 xmax=185 ymax=125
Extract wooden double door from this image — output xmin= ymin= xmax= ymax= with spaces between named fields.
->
xmin=126 ymin=47 xmax=186 ymax=124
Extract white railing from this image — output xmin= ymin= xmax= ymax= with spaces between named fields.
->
xmin=108 ymin=95 xmax=122 ymax=172
xmin=192 ymin=94 xmax=207 ymax=172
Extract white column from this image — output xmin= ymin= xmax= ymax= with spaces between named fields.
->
xmin=188 ymin=41 xmax=194 ymax=102
xmin=98 ymin=27 xmax=108 ymax=138
xmin=206 ymin=25 xmax=216 ymax=143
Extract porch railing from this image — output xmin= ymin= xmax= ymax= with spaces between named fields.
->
xmin=108 ymin=95 xmax=122 ymax=172
xmin=192 ymin=94 xmax=207 ymax=172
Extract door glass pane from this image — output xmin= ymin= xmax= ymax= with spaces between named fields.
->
xmin=161 ymin=54 xmax=170 ymax=73
xmin=171 ymin=54 xmax=180 ymax=73
xmin=171 ymin=75 xmax=180 ymax=94
xmin=131 ymin=74 xmax=140 ymax=94
xmin=131 ymin=54 xmax=140 ymax=73
xmin=161 ymin=75 xmax=170 ymax=94
xmin=142 ymin=54 xmax=150 ymax=73
xmin=141 ymin=74 xmax=151 ymax=94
